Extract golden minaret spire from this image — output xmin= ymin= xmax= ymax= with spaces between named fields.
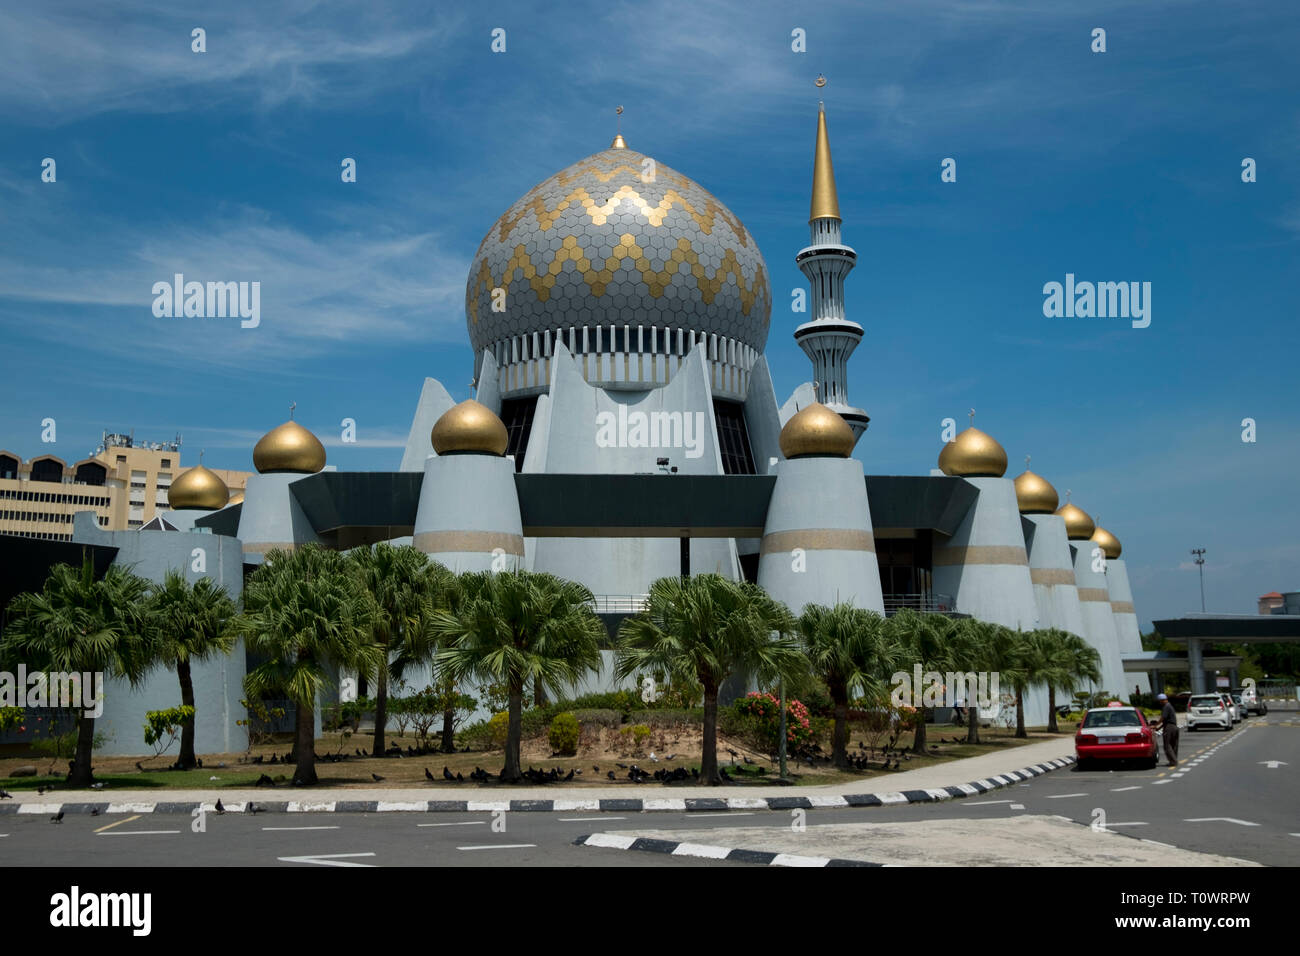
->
xmin=610 ymin=105 xmax=627 ymax=149
xmin=810 ymin=92 xmax=841 ymax=222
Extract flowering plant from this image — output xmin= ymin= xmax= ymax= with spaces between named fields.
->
xmin=734 ymin=692 xmax=814 ymax=753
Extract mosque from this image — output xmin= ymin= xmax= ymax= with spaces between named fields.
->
xmin=21 ymin=104 xmax=1151 ymax=754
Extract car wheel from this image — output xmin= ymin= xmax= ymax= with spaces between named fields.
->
xmin=1075 ymin=758 xmax=1089 ymax=770
xmin=1144 ymin=757 xmax=1158 ymax=770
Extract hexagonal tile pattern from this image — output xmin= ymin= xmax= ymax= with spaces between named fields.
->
xmin=465 ymin=146 xmax=771 ymax=356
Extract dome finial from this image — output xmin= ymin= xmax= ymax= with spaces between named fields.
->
xmin=610 ymin=105 xmax=627 ymax=149
xmin=289 ymin=401 xmax=296 ymax=420
xmin=810 ymin=97 xmax=841 ymax=222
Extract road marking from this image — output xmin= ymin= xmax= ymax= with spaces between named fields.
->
xmin=690 ymin=812 xmax=753 ymax=818
xmin=1151 ymin=780 xmax=1172 ymax=785
xmin=1009 ymin=803 xmax=1025 ymax=810
xmin=1046 ymin=793 xmax=1088 ymax=799
xmin=417 ymin=821 xmax=486 ymax=828
xmin=1111 ymin=786 xmax=1142 ymax=792
xmin=1171 ymin=773 xmax=1186 ymax=778
xmin=558 ymin=816 xmax=625 ymax=822
xmin=457 ymin=844 xmax=537 ymax=851
xmin=262 ymin=826 xmax=340 ymax=831
xmin=1260 ymin=760 xmax=1288 ymax=769
xmin=1103 ymin=822 xmax=1148 ymax=827
xmin=99 ymin=830 xmax=180 ymax=836
xmin=1142 ymin=838 xmax=1176 ymax=848
xmin=278 ymin=852 xmax=376 ymax=867
xmin=1183 ymin=818 xmax=1259 ymax=827
xmin=965 ymin=800 xmax=1013 ymax=806
xmin=94 ymin=815 xmax=140 ymax=834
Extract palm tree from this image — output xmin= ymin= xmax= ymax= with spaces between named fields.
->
xmin=1053 ymin=631 xmax=1103 ymax=731
xmin=1 ymin=558 xmax=155 ymax=786
xmin=348 ymin=543 xmax=440 ymax=757
xmin=146 ymin=570 xmax=238 ymax=769
xmin=797 ymin=603 xmax=897 ymax=768
xmin=390 ymin=560 xmax=460 ymax=752
xmin=240 ymin=545 xmax=382 ymax=786
xmin=432 ymin=570 xmax=605 ymax=782
xmin=947 ymin=618 xmax=990 ymax=744
xmin=615 ymin=574 xmax=799 ymax=785
xmin=979 ymin=622 xmax=1031 ymax=737
xmin=887 ymin=609 xmax=957 ymax=754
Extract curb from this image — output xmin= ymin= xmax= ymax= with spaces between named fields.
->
xmin=573 ymin=832 xmax=882 ymax=867
xmin=0 ymin=756 xmax=1075 ymax=816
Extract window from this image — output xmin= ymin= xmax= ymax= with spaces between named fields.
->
xmin=712 ymin=399 xmax=755 ymax=475
xmin=30 ymin=458 xmax=63 ymax=483
xmin=161 ymin=458 xmax=171 ymax=468
xmin=499 ymin=397 xmax=538 ymax=474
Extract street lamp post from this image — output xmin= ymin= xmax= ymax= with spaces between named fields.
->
xmin=1191 ymin=548 xmax=1206 ymax=612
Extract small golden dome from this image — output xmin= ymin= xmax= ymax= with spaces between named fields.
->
xmin=1091 ymin=525 xmax=1122 ymax=559
xmin=167 ymin=465 xmax=229 ymax=511
xmin=938 ymin=427 xmax=1007 ymax=477
xmin=227 ymin=491 xmax=245 ymax=506
xmin=779 ymin=403 xmax=855 ymax=459
xmin=1013 ymin=469 xmax=1059 ymax=513
xmin=431 ymin=400 xmax=508 ymax=456
xmin=253 ymin=420 xmax=326 ymax=474
xmin=1056 ymin=502 xmax=1096 ymax=540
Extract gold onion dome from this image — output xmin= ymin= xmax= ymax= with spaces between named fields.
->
xmin=1013 ymin=469 xmax=1059 ymax=513
xmin=252 ymin=420 xmax=326 ymax=474
xmin=938 ymin=427 xmax=1007 ymax=477
xmin=167 ymin=465 xmax=229 ymax=511
xmin=1091 ymin=525 xmax=1122 ymax=559
xmin=1056 ymin=502 xmax=1095 ymax=540
xmin=779 ymin=403 xmax=855 ymax=459
xmin=431 ymin=400 xmax=509 ymax=456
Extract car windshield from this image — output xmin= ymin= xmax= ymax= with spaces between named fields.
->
xmin=1083 ymin=711 xmax=1140 ymax=728
xmin=1190 ymin=696 xmax=1220 ymax=706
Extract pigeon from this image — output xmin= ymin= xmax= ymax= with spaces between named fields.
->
xmin=663 ymin=754 xmax=678 ymax=761
xmin=270 ymin=754 xmax=279 ymax=765
xmin=196 ymin=758 xmax=203 ymax=769
xmin=50 ymin=810 xmax=64 ymax=824
xmin=593 ymin=766 xmax=600 ymax=773
xmin=443 ymin=767 xmax=455 ymax=781
xmin=743 ymin=756 xmax=756 ymax=765
xmin=90 ymin=782 xmax=105 ymax=790
xmin=607 ymin=771 xmax=616 ymax=781
xmin=37 ymin=785 xmax=51 ymax=795
xmin=355 ymin=749 xmax=362 ymax=757
xmin=563 ymin=769 xmax=574 ymax=781
xmin=456 ymin=772 xmax=464 ymax=782
xmin=255 ymin=773 xmax=275 ymax=787
xmin=90 ymin=807 xmax=100 ymax=816
xmin=371 ymin=773 xmax=385 ymax=782
xmin=615 ymin=762 xmax=628 ymax=769
xmin=215 ymin=799 xmax=226 ymax=815
xmin=425 ymin=768 xmax=435 ymax=782
xmin=719 ymin=767 xmax=733 ymax=782
xmin=135 ymin=761 xmax=144 ymax=771
xmin=248 ymin=802 xmax=264 ymax=814
xmin=0 ymin=789 xmax=11 ymax=799
xmin=649 ymin=752 xmax=658 ymax=763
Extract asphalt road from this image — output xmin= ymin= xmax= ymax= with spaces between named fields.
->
xmin=3 ymin=709 xmax=1294 ymax=867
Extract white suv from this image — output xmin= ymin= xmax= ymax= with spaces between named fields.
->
xmin=1234 ymin=685 xmax=1268 ymax=716
xmin=1187 ymin=694 xmax=1232 ymax=731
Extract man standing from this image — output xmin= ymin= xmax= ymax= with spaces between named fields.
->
xmin=1155 ymin=693 xmax=1179 ymax=767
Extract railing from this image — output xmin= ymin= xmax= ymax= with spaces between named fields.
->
xmin=883 ymin=593 xmax=955 ymax=615
xmin=589 ymin=594 xmax=650 ymax=614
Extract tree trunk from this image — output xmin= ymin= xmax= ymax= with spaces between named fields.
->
xmin=533 ymin=677 xmax=545 ymax=708
xmin=440 ymin=706 xmax=456 ymax=753
xmin=502 ymin=680 xmax=523 ymax=782
xmin=177 ymin=658 xmax=197 ymax=770
xmin=1015 ymin=686 xmax=1027 ymax=738
xmin=1047 ymin=687 xmax=1059 ymax=734
xmin=830 ymin=684 xmax=849 ymax=769
xmin=912 ymin=709 xmax=928 ymax=754
xmin=372 ymin=661 xmax=388 ymax=757
xmin=69 ymin=714 xmax=96 ymax=786
xmin=700 ymin=683 xmax=720 ymax=785
xmin=292 ymin=698 xmax=317 ymax=786
xmin=967 ymin=698 xmax=980 ymax=744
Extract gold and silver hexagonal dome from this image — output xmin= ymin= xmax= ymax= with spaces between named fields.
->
xmin=465 ymin=141 xmax=771 ymax=362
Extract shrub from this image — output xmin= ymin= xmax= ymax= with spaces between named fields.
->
xmin=729 ymin=693 xmax=814 ymax=756
xmin=487 ymin=711 xmax=510 ymax=749
xmin=548 ymin=712 xmax=581 ymax=755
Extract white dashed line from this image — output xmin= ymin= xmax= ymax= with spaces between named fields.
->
xmin=1142 ymin=839 xmax=1176 ymax=849
xmin=690 ymin=812 xmax=753 ymax=818
xmin=965 ymin=799 xmax=1013 ymax=806
xmin=457 ymin=843 xmax=537 ymax=851
xmin=417 ymin=821 xmax=486 ymax=827
xmin=1111 ymin=786 xmax=1142 ymax=792
xmin=1103 ymin=822 xmax=1149 ymax=827
xmin=1010 ymin=803 xmax=1026 ymax=810
xmin=98 ymin=830 xmax=180 ymax=836
xmin=1046 ymin=793 xmax=1088 ymax=799
xmin=558 ymin=816 xmax=625 ymax=822
xmin=1184 ymin=818 xmax=1259 ymax=827
xmin=262 ymin=826 xmax=340 ymax=831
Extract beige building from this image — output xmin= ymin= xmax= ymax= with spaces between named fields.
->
xmin=0 ymin=432 xmax=250 ymax=541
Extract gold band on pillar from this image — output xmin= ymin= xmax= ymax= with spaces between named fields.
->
xmin=414 ymin=531 xmax=525 ymax=555
xmin=1030 ymin=568 xmax=1076 ymax=586
xmin=1110 ymin=601 xmax=1136 ymax=614
xmin=759 ymin=529 xmax=875 ymax=557
xmin=932 ymin=545 xmax=1028 ymax=567
xmin=1077 ymin=588 xmax=1110 ymax=602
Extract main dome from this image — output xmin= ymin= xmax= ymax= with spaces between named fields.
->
xmin=465 ymin=143 xmax=771 ymax=360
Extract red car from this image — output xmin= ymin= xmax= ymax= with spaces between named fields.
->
xmin=1074 ymin=705 xmax=1158 ymax=770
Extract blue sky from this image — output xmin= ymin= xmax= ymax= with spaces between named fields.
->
xmin=1 ymin=0 xmax=1297 ymax=629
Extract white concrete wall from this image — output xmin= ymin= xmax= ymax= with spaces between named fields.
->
xmin=1107 ymin=558 xmax=1151 ymax=696
xmin=1070 ymin=540 xmax=1128 ymax=697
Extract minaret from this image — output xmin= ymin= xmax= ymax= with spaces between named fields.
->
xmin=794 ymin=101 xmax=869 ymax=442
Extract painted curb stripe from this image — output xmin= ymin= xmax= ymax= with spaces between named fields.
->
xmin=5 ymin=755 xmax=1077 ymax=818
xmin=575 ymin=833 xmax=883 ymax=867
